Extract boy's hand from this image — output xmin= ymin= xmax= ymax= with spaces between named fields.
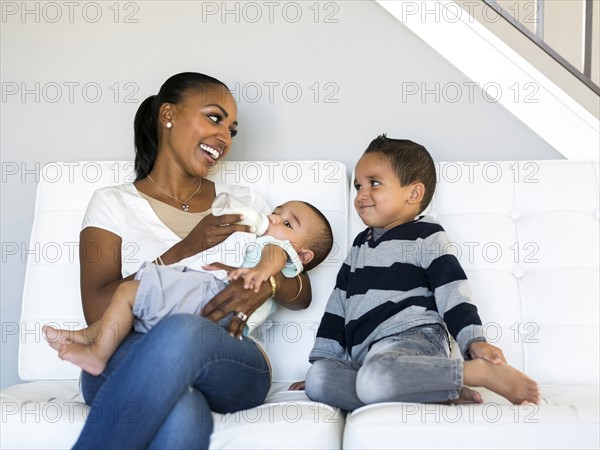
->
xmin=468 ymin=341 xmax=506 ymax=364
xmin=288 ymin=381 xmax=305 ymax=391
xmin=228 ymin=267 xmax=272 ymax=293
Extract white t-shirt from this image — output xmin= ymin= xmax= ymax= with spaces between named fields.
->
xmin=81 ymin=181 xmax=276 ymax=344
xmin=81 ymin=181 xmax=271 ymax=277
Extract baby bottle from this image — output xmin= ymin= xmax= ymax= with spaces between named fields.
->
xmin=212 ymin=192 xmax=269 ymax=236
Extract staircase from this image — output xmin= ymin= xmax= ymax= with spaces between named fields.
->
xmin=376 ymin=0 xmax=599 ymax=160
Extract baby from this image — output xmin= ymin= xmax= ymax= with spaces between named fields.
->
xmin=44 ymin=200 xmax=333 ymax=376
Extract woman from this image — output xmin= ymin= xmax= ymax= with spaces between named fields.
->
xmin=74 ymin=72 xmax=311 ymax=449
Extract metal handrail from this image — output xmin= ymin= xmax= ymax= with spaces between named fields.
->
xmin=484 ymin=0 xmax=599 ymax=95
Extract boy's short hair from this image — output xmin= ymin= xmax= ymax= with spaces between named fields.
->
xmin=300 ymin=202 xmax=334 ymax=271
xmin=364 ymin=134 xmax=436 ymax=213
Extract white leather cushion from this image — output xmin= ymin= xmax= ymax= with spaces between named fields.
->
xmin=343 ymin=385 xmax=599 ymax=449
xmin=1 ymin=380 xmax=345 ymax=450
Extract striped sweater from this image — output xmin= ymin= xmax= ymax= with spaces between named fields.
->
xmin=310 ymin=216 xmax=486 ymax=365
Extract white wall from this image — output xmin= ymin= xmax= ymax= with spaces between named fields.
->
xmin=0 ymin=0 xmax=562 ymax=388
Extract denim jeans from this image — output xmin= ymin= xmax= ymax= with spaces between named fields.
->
xmin=305 ymin=324 xmax=462 ymax=411
xmin=75 ymin=314 xmax=271 ymax=449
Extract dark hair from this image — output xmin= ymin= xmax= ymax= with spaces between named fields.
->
xmin=300 ymin=201 xmax=334 ymax=271
xmin=133 ymin=72 xmax=229 ymax=180
xmin=364 ymin=134 xmax=436 ymax=213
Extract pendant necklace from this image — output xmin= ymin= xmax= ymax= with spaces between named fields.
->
xmin=147 ymin=175 xmax=202 ymax=212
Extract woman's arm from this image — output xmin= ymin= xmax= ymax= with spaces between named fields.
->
xmin=272 ymin=271 xmax=311 ymax=310
xmin=80 ymin=227 xmax=133 ymax=324
xmin=202 ymin=269 xmax=311 ymax=337
xmin=80 ymin=213 xmax=253 ymax=324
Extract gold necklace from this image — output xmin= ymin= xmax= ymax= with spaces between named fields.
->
xmin=147 ymin=175 xmax=202 ymax=212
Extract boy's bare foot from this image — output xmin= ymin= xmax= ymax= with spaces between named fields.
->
xmin=289 ymin=381 xmax=306 ymax=391
xmin=441 ymin=386 xmax=483 ymax=405
xmin=465 ymin=359 xmax=541 ymax=405
xmin=57 ymin=342 xmax=107 ymax=376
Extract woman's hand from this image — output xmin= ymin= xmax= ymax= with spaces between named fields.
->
xmin=170 ymin=214 xmax=251 ymax=262
xmin=202 ymin=262 xmax=272 ymax=338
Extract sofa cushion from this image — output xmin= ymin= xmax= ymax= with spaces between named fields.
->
xmin=18 ymin=161 xmax=349 ymax=383
xmin=344 ymin=160 xmax=599 ymax=449
xmin=1 ymin=380 xmax=345 ymax=449
xmin=7 ymin=160 xmax=349 ymax=449
xmin=343 ymin=385 xmax=599 ymax=449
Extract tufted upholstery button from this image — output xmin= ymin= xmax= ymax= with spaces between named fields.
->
xmin=510 ymin=210 xmax=520 ymax=220
xmin=513 ymin=268 xmax=525 ymax=278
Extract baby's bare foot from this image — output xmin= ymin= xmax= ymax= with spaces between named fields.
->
xmin=43 ymin=326 xmax=75 ymax=350
xmin=467 ymin=359 xmax=541 ymax=405
xmin=57 ymin=342 xmax=107 ymax=376
xmin=43 ymin=325 xmax=99 ymax=350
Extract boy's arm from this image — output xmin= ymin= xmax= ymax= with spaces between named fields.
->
xmin=309 ymin=260 xmax=351 ymax=363
xmin=422 ymin=226 xmax=487 ymax=359
xmin=229 ymin=244 xmax=287 ymax=292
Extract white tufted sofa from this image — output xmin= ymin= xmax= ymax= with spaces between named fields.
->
xmin=1 ymin=160 xmax=598 ymax=449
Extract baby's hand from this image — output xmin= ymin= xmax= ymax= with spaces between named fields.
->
xmin=469 ymin=341 xmax=506 ymax=365
xmin=228 ymin=268 xmax=271 ymax=293
xmin=288 ymin=381 xmax=305 ymax=391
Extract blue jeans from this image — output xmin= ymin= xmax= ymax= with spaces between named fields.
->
xmin=76 ymin=314 xmax=270 ymax=449
xmin=305 ymin=324 xmax=462 ymax=411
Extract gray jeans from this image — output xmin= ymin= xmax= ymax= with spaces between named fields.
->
xmin=305 ymin=324 xmax=463 ymax=411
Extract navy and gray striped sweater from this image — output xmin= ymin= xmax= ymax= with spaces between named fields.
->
xmin=309 ymin=215 xmax=486 ymax=365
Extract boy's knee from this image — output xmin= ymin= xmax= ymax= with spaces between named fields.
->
xmin=305 ymin=360 xmax=329 ymax=402
xmin=355 ymin=356 xmax=393 ymax=404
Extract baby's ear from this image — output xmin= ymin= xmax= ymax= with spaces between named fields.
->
xmin=298 ymin=248 xmax=315 ymax=265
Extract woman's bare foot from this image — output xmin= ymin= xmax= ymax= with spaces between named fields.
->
xmin=57 ymin=342 xmax=108 ymax=376
xmin=465 ymin=359 xmax=541 ymax=405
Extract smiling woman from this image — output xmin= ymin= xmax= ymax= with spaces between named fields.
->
xmin=71 ymin=72 xmax=312 ymax=449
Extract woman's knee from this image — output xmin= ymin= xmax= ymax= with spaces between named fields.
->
xmin=149 ymin=314 xmax=226 ymax=351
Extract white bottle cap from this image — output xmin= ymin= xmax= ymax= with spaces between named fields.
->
xmin=255 ymin=213 xmax=269 ymax=236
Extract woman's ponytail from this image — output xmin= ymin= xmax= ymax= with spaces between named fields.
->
xmin=133 ymin=95 xmax=158 ymax=181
